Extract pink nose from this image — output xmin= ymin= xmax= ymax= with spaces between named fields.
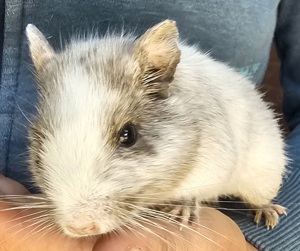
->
xmin=65 ymin=222 xmax=100 ymax=236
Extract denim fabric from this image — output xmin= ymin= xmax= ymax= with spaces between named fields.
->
xmin=0 ymin=0 xmax=299 ymax=250
xmin=0 ymin=0 xmax=4 ymax=75
xmin=234 ymin=1 xmax=300 ymax=249
xmin=275 ymin=0 xmax=300 ymax=132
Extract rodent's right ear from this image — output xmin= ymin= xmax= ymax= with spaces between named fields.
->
xmin=26 ymin=24 xmax=56 ymax=71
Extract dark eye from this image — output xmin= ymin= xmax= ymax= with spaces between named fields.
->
xmin=118 ymin=123 xmax=137 ymax=147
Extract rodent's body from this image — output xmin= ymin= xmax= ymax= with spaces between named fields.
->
xmin=25 ymin=20 xmax=287 ymax=237
xmin=169 ymin=45 xmax=286 ymax=206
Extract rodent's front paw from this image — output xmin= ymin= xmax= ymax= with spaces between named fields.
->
xmin=160 ymin=199 xmax=201 ymax=230
xmin=254 ymin=204 xmax=287 ymax=229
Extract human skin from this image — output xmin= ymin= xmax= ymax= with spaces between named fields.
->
xmin=0 ymin=175 xmax=258 ymax=251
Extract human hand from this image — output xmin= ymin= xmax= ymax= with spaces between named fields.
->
xmin=92 ymin=208 xmax=256 ymax=251
xmin=0 ymin=175 xmax=257 ymax=251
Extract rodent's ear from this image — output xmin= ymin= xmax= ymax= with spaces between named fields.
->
xmin=26 ymin=24 xmax=56 ymax=71
xmin=134 ymin=20 xmax=181 ymax=98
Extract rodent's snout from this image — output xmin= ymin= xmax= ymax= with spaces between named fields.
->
xmin=58 ymin=199 xmax=124 ymax=237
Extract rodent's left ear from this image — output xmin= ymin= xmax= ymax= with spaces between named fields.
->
xmin=133 ymin=20 xmax=181 ymax=98
xmin=26 ymin=24 xmax=56 ymax=71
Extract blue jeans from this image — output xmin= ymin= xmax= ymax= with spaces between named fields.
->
xmin=0 ymin=0 xmax=299 ymax=250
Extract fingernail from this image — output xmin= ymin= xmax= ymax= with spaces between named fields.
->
xmin=127 ymin=245 xmax=147 ymax=251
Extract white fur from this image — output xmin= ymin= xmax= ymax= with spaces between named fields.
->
xmin=170 ymin=44 xmax=286 ymax=206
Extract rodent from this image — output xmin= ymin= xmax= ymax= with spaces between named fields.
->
xmin=25 ymin=20 xmax=287 ymax=238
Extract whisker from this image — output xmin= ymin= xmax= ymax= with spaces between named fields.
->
xmin=120 ymin=203 xmax=228 ymax=250
xmin=28 ymin=221 xmax=58 ymax=242
xmin=0 ymin=194 xmax=49 ymax=201
xmin=136 ymin=213 xmax=200 ymax=250
xmin=43 ymin=224 xmax=59 ymax=235
xmin=116 ymin=208 xmax=170 ymax=249
xmin=0 ymin=204 xmax=54 ymax=211
xmin=133 ymin=203 xmax=231 ymax=243
xmin=125 ymin=215 xmax=176 ymax=250
xmin=2 ymin=211 xmax=51 ymax=234
xmin=0 ymin=216 xmax=51 ymax=247
xmin=13 ymin=219 xmax=53 ymax=248
xmin=11 ymin=217 xmax=58 ymax=251
xmin=134 ymin=210 xmax=223 ymax=251
xmin=15 ymin=101 xmax=35 ymax=127
xmin=143 ymin=213 xmax=227 ymax=250
xmin=0 ymin=209 xmax=50 ymax=227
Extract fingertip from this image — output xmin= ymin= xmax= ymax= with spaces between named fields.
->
xmin=0 ymin=175 xmax=30 ymax=195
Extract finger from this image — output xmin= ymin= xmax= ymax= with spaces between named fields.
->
xmin=0 ymin=175 xmax=30 ymax=195
xmin=92 ymin=208 xmax=249 ymax=251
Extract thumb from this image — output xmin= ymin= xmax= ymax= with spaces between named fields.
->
xmin=0 ymin=175 xmax=30 ymax=195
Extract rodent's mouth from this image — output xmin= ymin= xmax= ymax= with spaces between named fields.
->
xmin=63 ymin=228 xmax=95 ymax=238
xmin=62 ymin=223 xmax=111 ymax=237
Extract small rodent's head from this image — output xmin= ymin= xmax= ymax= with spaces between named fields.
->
xmin=26 ymin=20 xmax=197 ymax=237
